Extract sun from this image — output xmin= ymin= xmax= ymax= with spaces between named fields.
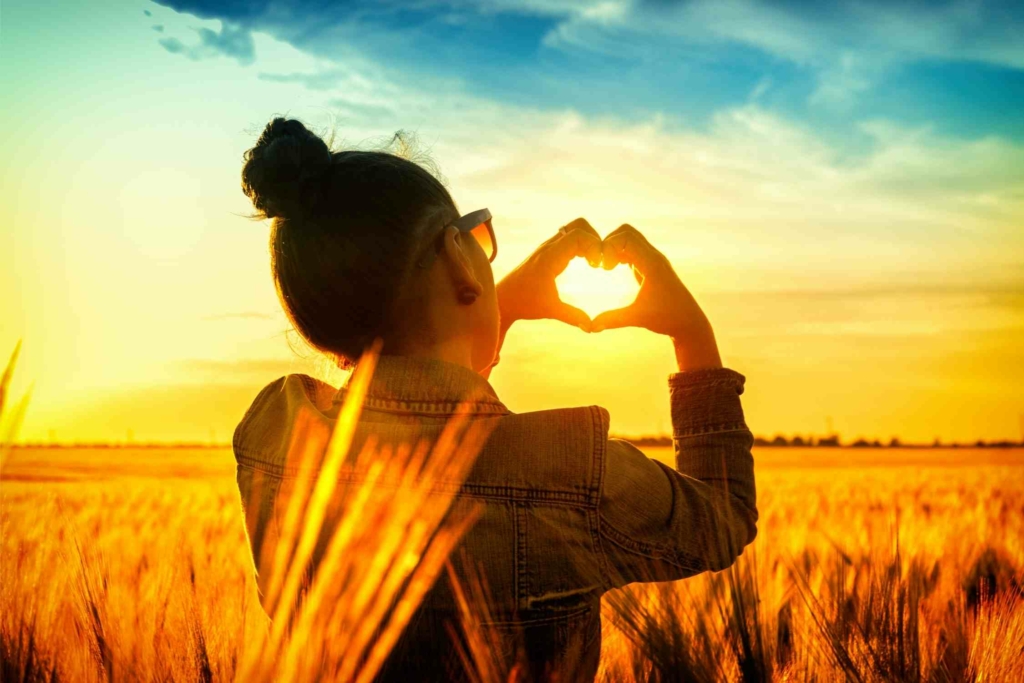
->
xmin=555 ymin=258 xmax=640 ymax=319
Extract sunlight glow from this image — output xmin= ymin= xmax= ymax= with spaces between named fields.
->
xmin=556 ymin=258 xmax=640 ymax=319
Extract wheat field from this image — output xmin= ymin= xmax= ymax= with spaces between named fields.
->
xmin=2 ymin=440 xmax=1022 ymax=682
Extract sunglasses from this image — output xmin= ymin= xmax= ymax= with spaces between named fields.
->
xmin=416 ymin=208 xmax=496 ymax=268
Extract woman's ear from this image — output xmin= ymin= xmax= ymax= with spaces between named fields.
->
xmin=441 ymin=226 xmax=483 ymax=303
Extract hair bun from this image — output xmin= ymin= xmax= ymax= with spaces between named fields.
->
xmin=241 ymin=118 xmax=333 ymax=220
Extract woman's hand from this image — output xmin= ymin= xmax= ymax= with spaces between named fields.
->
xmin=592 ymin=224 xmax=722 ymax=372
xmin=496 ymin=218 xmax=603 ymax=333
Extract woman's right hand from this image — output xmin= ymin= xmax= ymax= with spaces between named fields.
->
xmin=496 ymin=218 xmax=603 ymax=332
xmin=592 ymin=224 xmax=723 ymax=372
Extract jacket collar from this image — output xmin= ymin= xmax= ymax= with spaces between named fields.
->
xmin=335 ymin=354 xmax=509 ymax=416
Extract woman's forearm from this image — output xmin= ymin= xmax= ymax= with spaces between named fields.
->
xmin=671 ymin=321 xmax=722 ymax=373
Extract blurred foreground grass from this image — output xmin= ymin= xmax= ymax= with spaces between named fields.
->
xmin=2 ymin=444 xmax=1021 ymax=681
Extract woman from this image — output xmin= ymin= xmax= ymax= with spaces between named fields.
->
xmin=233 ymin=118 xmax=757 ymax=681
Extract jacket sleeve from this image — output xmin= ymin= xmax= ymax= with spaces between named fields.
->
xmin=597 ymin=367 xmax=757 ymax=588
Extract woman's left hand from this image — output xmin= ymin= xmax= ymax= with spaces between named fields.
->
xmin=496 ymin=218 xmax=604 ymax=333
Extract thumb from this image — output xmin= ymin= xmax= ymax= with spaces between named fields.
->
xmin=591 ymin=307 xmax=635 ymax=333
xmin=551 ymin=302 xmax=592 ymax=332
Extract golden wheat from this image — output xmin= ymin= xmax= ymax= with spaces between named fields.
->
xmin=3 ymin=446 xmax=1021 ymax=681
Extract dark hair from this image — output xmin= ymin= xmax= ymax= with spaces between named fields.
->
xmin=241 ymin=118 xmax=458 ymax=367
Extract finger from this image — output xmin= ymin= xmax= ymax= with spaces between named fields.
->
xmin=539 ymin=217 xmax=596 ymax=248
xmin=550 ymin=301 xmax=592 ymax=332
xmin=556 ymin=218 xmax=603 ymax=267
xmin=591 ymin=306 xmax=635 ymax=333
xmin=601 ymin=230 xmax=635 ymax=270
xmin=560 ymin=217 xmax=601 ymax=239
xmin=548 ymin=228 xmax=603 ymax=274
xmin=601 ymin=224 xmax=664 ymax=274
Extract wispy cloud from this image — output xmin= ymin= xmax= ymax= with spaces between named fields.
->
xmin=548 ymin=0 xmax=1024 ymax=113
xmin=548 ymin=0 xmax=1024 ymax=69
xmin=158 ymin=21 xmax=255 ymax=65
xmin=439 ymin=103 xmax=1024 ymax=279
xmin=748 ymin=76 xmax=772 ymax=102
xmin=807 ymin=51 xmax=881 ymax=109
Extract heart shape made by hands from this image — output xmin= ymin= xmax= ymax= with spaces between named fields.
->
xmin=555 ymin=258 xmax=640 ymax=320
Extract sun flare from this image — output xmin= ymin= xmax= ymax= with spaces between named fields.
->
xmin=556 ymin=258 xmax=640 ymax=319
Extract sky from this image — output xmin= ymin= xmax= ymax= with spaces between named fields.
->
xmin=2 ymin=0 xmax=1023 ymax=444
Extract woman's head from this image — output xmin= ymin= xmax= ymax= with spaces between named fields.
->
xmin=241 ymin=118 xmax=499 ymax=372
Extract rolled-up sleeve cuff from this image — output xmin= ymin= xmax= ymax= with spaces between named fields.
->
xmin=668 ymin=368 xmax=748 ymax=437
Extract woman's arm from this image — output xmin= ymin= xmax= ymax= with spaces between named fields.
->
xmin=586 ymin=224 xmax=756 ymax=585
xmin=599 ymin=371 xmax=756 ymax=586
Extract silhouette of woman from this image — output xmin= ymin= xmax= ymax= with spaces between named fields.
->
xmin=233 ymin=117 xmax=757 ymax=681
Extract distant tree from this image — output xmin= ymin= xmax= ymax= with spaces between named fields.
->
xmin=888 ymin=437 xmax=901 ymax=448
xmin=791 ymin=435 xmax=806 ymax=447
xmin=871 ymin=439 xmax=882 ymax=448
xmin=818 ymin=435 xmax=840 ymax=447
xmin=771 ymin=435 xmax=789 ymax=447
xmin=851 ymin=438 xmax=870 ymax=448
xmin=753 ymin=436 xmax=770 ymax=447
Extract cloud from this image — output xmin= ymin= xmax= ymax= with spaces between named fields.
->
xmin=748 ymin=76 xmax=772 ymax=101
xmin=414 ymin=100 xmax=1024 ymax=295
xmin=195 ymin=22 xmax=255 ymax=64
xmin=258 ymin=69 xmax=371 ymax=92
xmin=807 ymin=51 xmax=884 ymax=109
xmin=158 ymin=36 xmax=187 ymax=55
xmin=256 ymin=67 xmax=406 ymax=127
xmin=577 ymin=1 xmax=1024 ymax=68
xmin=158 ymin=21 xmax=255 ymax=65
xmin=553 ymin=0 xmax=1024 ymax=108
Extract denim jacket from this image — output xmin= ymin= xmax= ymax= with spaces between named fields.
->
xmin=233 ymin=355 xmax=757 ymax=681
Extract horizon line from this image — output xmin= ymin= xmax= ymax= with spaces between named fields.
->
xmin=9 ymin=436 xmax=1024 ymax=450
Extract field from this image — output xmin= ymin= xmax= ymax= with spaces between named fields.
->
xmin=2 ymin=444 xmax=1023 ymax=681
